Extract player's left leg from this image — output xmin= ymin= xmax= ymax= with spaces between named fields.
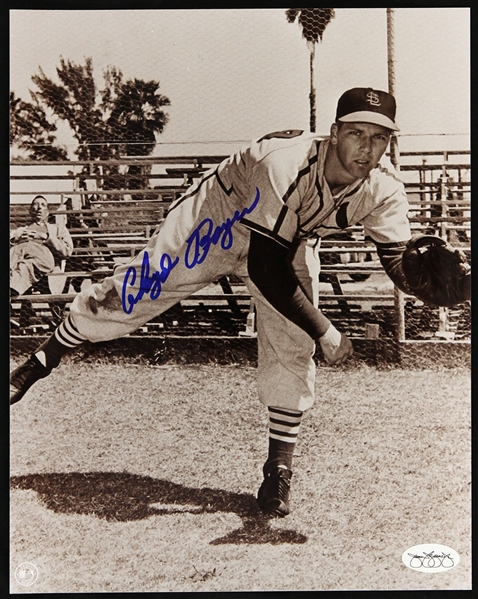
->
xmin=11 ymin=195 xmax=252 ymax=405
xmin=243 ymin=238 xmax=321 ymax=517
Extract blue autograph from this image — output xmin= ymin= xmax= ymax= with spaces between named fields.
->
xmin=121 ymin=251 xmax=179 ymax=314
xmin=121 ymin=187 xmax=260 ymax=313
xmin=185 ymin=187 xmax=260 ymax=269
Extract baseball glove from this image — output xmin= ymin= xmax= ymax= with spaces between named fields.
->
xmin=402 ymin=235 xmax=470 ymax=307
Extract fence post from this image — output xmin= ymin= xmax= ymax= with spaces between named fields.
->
xmin=387 ymin=8 xmax=406 ymax=342
xmin=440 ymin=162 xmax=448 ymax=241
xmin=438 ymin=161 xmax=450 ymax=337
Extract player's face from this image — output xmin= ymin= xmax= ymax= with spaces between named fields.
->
xmin=330 ymin=122 xmax=391 ymax=181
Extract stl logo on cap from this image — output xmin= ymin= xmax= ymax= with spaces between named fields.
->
xmin=335 ymin=87 xmax=399 ymax=131
xmin=366 ymin=90 xmax=381 ymax=106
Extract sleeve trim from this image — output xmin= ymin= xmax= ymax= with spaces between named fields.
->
xmin=273 ymin=205 xmax=289 ymax=235
xmin=368 ymin=237 xmax=409 ymax=249
xmin=241 ymin=218 xmax=292 ymax=248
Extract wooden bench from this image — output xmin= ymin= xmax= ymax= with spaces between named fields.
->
xmin=10 ymin=180 xmax=471 ymax=337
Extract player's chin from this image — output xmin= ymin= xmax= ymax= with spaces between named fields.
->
xmin=351 ymin=161 xmax=374 ymax=177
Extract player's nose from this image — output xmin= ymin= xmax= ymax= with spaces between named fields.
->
xmin=358 ymin=137 xmax=373 ymax=153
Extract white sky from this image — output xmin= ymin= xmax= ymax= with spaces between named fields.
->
xmin=10 ymin=8 xmax=470 ymax=155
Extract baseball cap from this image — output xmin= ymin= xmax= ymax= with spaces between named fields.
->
xmin=336 ymin=87 xmax=399 ymax=131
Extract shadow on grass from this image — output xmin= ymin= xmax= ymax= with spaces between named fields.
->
xmin=10 ymin=471 xmax=307 ymax=545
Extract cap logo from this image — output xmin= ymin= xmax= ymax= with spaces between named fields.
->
xmin=335 ymin=88 xmax=399 ymax=131
xmin=366 ymin=91 xmax=381 ymax=106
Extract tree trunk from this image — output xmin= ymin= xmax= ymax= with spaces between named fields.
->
xmin=309 ymin=43 xmax=316 ymax=132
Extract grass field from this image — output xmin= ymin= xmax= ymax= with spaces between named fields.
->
xmin=10 ymin=359 xmax=471 ymax=592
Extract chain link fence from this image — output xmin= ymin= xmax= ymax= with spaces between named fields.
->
xmin=10 ymin=151 xmax=470 ymax=367
xmin=10 ymin=9 xmax=470 ymax=366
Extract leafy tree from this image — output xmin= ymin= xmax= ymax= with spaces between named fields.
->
xmin=10 ymin=91 xmax=68 ymax=161
xmin=100 ymin=67 xmax=171 ymax=195
xmin=286 ymin=8 xmax=335 ymax=132
xmin=102 ymin=67 xmax=169 ymax=157
xmin=10 ymin=57 xmax=171 ymax=196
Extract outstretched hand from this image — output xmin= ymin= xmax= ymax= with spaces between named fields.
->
xmin=319 ymin=324 xmax=354 ymax=365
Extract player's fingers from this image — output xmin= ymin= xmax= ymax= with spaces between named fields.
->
xmin=329 ymin=352 xmax=348 ymax=366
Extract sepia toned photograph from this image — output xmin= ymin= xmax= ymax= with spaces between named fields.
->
xmin=9 ymin=7 xmax=470 ymax=593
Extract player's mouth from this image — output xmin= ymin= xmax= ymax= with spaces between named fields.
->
xmin=353 ymin=160 xmax=371 ymax=172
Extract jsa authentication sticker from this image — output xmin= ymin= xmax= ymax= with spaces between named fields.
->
xmin=402 ymin=544 xmax=459 ymax=573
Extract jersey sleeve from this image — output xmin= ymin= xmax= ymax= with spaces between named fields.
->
xmin=360 ymin=169 xmax=411 ymax=246
xmin=239 ymin=154 xmax=301 ymax=248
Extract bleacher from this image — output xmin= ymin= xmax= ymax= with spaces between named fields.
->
xmin=10 ymin=152 xmax=470 ymax=340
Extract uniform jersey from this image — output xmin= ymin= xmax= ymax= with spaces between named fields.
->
xmin=65 ymin=129 xmax=412 ymax=412
xmin=179 ymin=129 xmax=411 ymax=249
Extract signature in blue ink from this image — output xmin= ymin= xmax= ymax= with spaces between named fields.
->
xmin=122 ymin=250 xmax=179 ymax=314
xmin=185 ymin=187 xmax=260 ymax=269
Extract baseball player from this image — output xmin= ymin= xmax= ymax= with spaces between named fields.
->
xmin=12 ymin=87 xmax=460 ymax=518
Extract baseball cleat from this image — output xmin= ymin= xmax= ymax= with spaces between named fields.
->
xmin=257 ymin=466 xmax=292 ymax=517
xmin=10 ymin=355 xmax=51 ymax=405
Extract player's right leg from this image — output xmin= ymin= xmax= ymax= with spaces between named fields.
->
xmin=10 ymin=315 xmax=87 ymax=404
xmin=10 ymin=246 xmax=210 ymax=404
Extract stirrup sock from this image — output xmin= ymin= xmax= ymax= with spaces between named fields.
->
xmin=266 ymin=407 xmax=303 ymax=471
xmin=34 ymin=315 xmax=87 ymax=368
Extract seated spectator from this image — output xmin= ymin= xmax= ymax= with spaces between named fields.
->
xmin=10 ymin=195 xmax=73 ymax=296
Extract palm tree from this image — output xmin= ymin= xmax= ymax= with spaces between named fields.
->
xmin=102 ymin=68 xmax=170 ymax=197
xmin=286 ymin=8 xmax=335 ymax=132
xmin=23 ymin=57 xmax=170 ymax=197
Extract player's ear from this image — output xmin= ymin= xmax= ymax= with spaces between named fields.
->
xmin=330 ymin=123 xmax=339 ymax=145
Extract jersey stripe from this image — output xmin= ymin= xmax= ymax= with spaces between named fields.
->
xmin=299 ymin=178 xmax=324 ymax=230
xmin=299 ymin=176 xmax=366 ymax=235
xmin=272 ymin=205 xmax=289 ymax=236
xmin=168 ymin=169 xmax=217 ymax=212
xmin=240 ymin=218 xmax=291 ymax=248
xmin=281 ymin=141 xmax=321 ymax=205
xmin=215 ymin=171 xmax=234 ymax=196
xmin=343 ymin=179 xmax=366 ymax=198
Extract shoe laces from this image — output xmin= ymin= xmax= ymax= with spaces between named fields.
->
xmin=269 ymin=468 xmax=291 ymax=501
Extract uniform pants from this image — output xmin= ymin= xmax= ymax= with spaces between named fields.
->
xmin=68 ymin=182 xmax=321 ymax=412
